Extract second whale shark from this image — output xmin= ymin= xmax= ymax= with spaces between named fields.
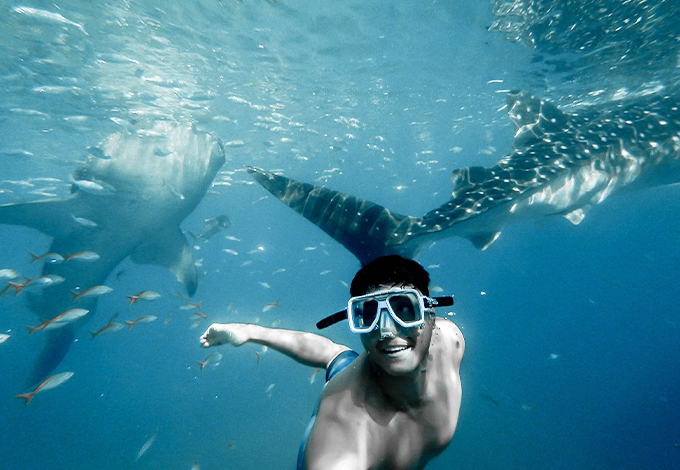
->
xmin=0 ymin=121 xmax=225 ymax=384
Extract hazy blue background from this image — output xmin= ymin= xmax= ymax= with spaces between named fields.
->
xmin=1 ymin=1 xmax=679 ymax=469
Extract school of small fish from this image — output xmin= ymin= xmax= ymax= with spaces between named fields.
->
xmin=0 ymin=217 xmax=289 ymax=466
xmin=2 ymin=247 xmax=225 ymax=391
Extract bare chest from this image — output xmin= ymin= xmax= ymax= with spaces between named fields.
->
xmin=366 ymin=394 xmax=459 ymax=470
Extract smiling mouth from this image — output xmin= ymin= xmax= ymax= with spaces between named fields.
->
xmin=381 ymin=345 xmax=411 ymax=356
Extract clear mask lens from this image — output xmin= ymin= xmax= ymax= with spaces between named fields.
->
xmin=348 ymin=289 xmax=426 ymax=333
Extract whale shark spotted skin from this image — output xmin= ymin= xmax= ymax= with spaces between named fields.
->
xmin=0 ymin=121 xmax=225 ymax=384
xmin=248 ymin=91 xmax=680 ymax=266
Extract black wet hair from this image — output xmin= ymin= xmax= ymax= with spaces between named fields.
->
xmin=350 ymin=255 xmax=430 ymax=297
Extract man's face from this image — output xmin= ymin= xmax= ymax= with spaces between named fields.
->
xmin=359 ymin=284 xmax=434 ymax=377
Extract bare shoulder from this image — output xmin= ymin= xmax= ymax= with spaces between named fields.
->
xmin=435 ymin=316 xmax=464 ymax=338
xmin=433 ymin=317 xmax=465 ymax=365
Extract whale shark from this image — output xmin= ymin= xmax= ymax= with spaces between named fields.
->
xmin=0 ymin=121 xmax=225 ymax=384
xmin=248 ymin=90 xmax=680 ymax=266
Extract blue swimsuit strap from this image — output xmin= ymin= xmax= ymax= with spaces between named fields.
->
xmin=326 ymin=349 xmax=359 ymax=382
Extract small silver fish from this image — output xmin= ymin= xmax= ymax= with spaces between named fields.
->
xmin=71 ymin=214 xmax=98 ymax=228
xmin=15 ymin=371 xmax=74 ymax=405
xmin=27 ymin=308 xmax=89 ymax=334
xmin=163 ymin=178 xmax=185 ymax=200
xmin=70 ymin=176 xmax=115 ymax=196
xmin=30 ymin=252 xmax=65 ymax=264
xmin=90 ymin=319 xmax=124 ymax=338
xmin=262 ymin=301 xmax=279 ymax=313
xmin=87 ymin=146 xmax=111 ymax=160
xmin=190 ymin=312 xmax=208 ymax=322
xmin=154 ymin=147 xmax=172 ymax=157
xmin=70 ymin=285 xmax=113 ymax=300
xmin=12 ymin=6 xmax=88 ymax=35
xmin=180 ymin=301 xmax=202 ymax=311
xmin=29 ymin=274 xmax=65 ymax=289
xmin=134 ymin=434 xmax=157 ymax=462
xmin=0 ymin=269 xmax=19 ymax=280
xmin=198 ymin=351 xmax=223 ymax=371
xmin=125 ymin=315 xmax=158 ymax=330
xmin=126 ymin=291 xmax=161 ymax=305
xmin=65 ymin=251 xmax=100 ymax=262
xmin=192 ymin=215 xmax=230 ymax=244
xmin=310 ymin=368 xmax=321 ymax=384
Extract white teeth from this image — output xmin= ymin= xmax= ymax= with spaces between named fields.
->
xmin=384 ymin=346 xmax=408 ymax=354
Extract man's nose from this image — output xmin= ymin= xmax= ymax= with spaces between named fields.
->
xmin=378 ymin=307 xmax=396 ymax=338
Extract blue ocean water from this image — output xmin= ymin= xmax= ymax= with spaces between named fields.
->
xmin=1 ymin=1 xmax=679 ymax=469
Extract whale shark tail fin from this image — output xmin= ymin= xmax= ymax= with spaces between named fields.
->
xmin=246 ymin=167 xmax=423 ymax=266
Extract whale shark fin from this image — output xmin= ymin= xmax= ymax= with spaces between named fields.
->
xmin=130 ymin=227 xmax=198 ymax=296
xmin=411 ymin=92 xmax=576 ymax=248
xmin=506 ymin=90 xmax=569 ymax=147
xmin=26 ymin=326 xmax=76 ymax=387
xmin=467 ymin=231 xmax=502 ymax=250
xmin=562 ymin=206 xmax=590 ymax=225
xmin=246 ymin=167 xmax=422 ymax=266
xmin=0 ymin=193 xmax=87 ymax=239
xmin=414 ymin=164 xmax=520 ymax=249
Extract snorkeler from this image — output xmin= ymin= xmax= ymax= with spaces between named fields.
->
xmin=200 ymin=255 xmax=465 ymax=470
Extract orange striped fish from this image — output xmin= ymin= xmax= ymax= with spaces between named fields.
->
xmin=15 ymin=372 xmax=74 ymax=405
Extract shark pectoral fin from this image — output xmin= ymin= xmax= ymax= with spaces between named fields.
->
xmin=27 ymin=326 xmax=76 ymax=387
xmin=130 ymin=228 xmax=198 ymax=296
xmin=467 ymin=231 xmax=502 ymax=250
xmin=247 ymin=166 xmax=420 ymax=265
xmin=0 ymin=194 xmax=84 ymax=238
xmin=562 ymin=206 xmax=590 ymax=225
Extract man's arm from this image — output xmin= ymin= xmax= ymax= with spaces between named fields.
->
xmin=200 ymin=323 xmax=350 ymax=369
